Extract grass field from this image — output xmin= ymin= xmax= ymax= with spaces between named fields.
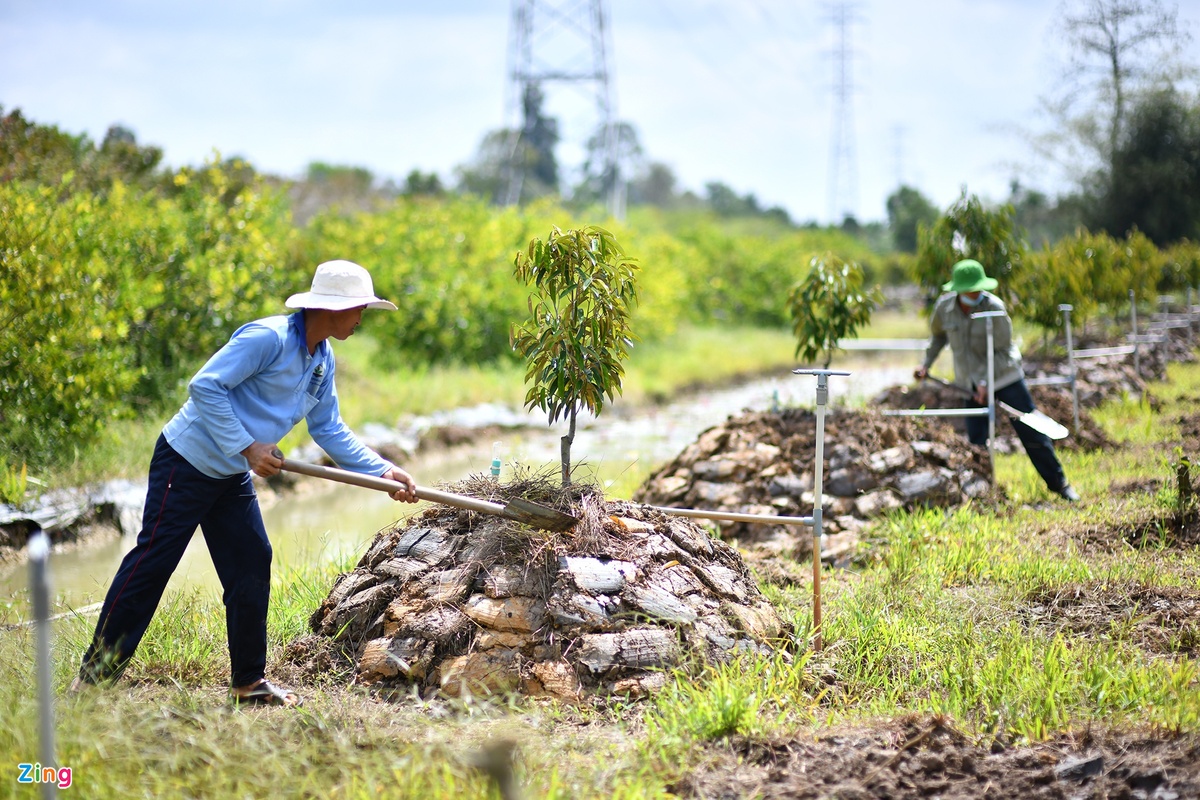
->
xmin=3 ymin=348 xmax=1198 ymax=797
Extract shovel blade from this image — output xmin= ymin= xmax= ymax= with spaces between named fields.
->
xmin=1010 ymin=406 xmax=1070 ymax=440
xmin=503 ymin=497 xmax=578 ymax=531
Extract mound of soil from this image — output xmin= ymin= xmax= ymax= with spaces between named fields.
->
xmin=289 ymin=476 xmax=787 ymax=699
xmin=676 ymin=717 xmax=1200 ymax=799
xmin=633 ymin=408 xmax=993 ymax=566
xmin=1024 ymin=351 xmax=1151 ymax=407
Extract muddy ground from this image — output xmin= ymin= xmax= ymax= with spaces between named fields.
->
xmin=675 ymin=717 xmax=1200 ymax=800
xmin=1020 ymin=581 xmax=1200 ymax=659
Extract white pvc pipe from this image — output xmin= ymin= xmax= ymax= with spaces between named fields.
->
xmin=1059 ymin=304 xmax=1080 ymax=434
xmin=29 ymin=532 xmax=57 ymax=800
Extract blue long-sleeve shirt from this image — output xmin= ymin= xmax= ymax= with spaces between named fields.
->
xmin=163 ymin=312 xmax=392 ymax=479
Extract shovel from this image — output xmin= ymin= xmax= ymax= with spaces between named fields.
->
xmin=277 ymin=457 xmax=579 ymax=532
xmin=923 ymin=375 xmax=1069 ymax=440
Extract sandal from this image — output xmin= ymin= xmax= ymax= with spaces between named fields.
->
xmin=230 ymin=679 xmax=303 ymax=707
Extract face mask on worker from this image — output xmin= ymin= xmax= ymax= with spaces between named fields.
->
xmin=959 ymin=292 xmax=985 ymax=307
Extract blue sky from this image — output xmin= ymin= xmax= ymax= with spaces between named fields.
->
xmin=2 ymin=0 xmax=1197 ymax=223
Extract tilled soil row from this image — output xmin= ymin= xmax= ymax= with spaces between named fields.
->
xmin=675 ymin=717 xmax=1200 ymax=800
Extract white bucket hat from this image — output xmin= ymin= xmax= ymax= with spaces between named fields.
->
xmin=285 ymin=260 xmax=397 ymax=311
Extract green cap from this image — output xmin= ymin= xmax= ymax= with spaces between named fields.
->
xmin=942 ymin=259 xmax=998 ymax=293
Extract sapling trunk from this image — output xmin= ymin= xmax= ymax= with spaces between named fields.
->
xmin=561 ymin=408 xmax=577 ymax=486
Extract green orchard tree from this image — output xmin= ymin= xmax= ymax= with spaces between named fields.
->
xmin=787 ymin=252 xmax=881 ymax=368
xmin=512 ymin=226 xmax=639 ymax=486
xmin=914 ymin=191 xmax=1028 ymax=307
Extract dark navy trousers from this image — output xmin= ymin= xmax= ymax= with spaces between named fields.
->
xmin=965 ymin=379 xmax=1068 ymax=493
xmin=79 ymin=434 xmax=273 ymax=687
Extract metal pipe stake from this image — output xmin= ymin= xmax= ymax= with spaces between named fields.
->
xmin=792 ymin=368 xmax=850 ymax=652
xmin=29 ymin=532 xmax=57 ymax=800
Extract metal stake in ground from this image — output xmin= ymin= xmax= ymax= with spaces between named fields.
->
xmin=29 ymin=532 xmax=57 ymax=800
xmin=971 ymin=310 xmax=1007 ymax=482
xmin=1059 ymin=304 xmax=1081 ymax=434
xmin=792 ymin=368 xmax=850 ymax=652
xmin=1130 ymin=289 xmax=1141 ymax=377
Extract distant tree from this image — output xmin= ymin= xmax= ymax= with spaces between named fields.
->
xmin=490 ymin=83 xmax=563 ymax=205
xmin=575 ymin=121 xmax=643 ymax=207
xmin=0 ymin=107 xmax=84 ymax=186
xmin=518 ymin=83 xmax=560 ymax=193
xmin=0 ymin=107 xmax=163 ymax=193
xmin=512 ymin=226 xmax=639 ymax=486
xmin=402 ymin=169 xmax=444 ymax=197
xmin=1037 ymin=0 xmax=1192 ymax=195
xmin=914 ymin=191 xmax=1028 ymax=306
xmin=288 ymin=162 xmax=379 ymax=222
xmin=1095 ymin=87 xmax=1200 ymax=243
xmin=706 ymin=181 xmax=757 ymax=216
xmin=885 ymin=185 xmax=939 ymax=252
xmin=1006 ymin=180 xmax=1086 ymax=247
xmin=457 ymin=85 xmax=561 ymax=206
xmin=700 ymin=181 xmax=791 ymax=223
xmin=762 ymin=206 xmax=793 ymax=226
xmin=99 ymin=125 xmax=163 ymax=183
xmin=306 ymin=162 xmax=374 ymax=193
xmin=454 ymin=129 xmax=512 ymax=203
xmin=628 ymin=162 xmax=679 ymax=207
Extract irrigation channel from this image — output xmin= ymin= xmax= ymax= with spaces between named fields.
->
xmin=1 ymin=358 xmax=915 ymax=616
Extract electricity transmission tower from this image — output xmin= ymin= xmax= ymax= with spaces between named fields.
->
xmin=504 ymin=0 xmax=624 ymax=219
xmin=826 ymin=2 xmax=861 ymax=224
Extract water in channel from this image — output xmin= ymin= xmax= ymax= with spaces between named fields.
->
xmin=1 ymin=359 xmax=914 ymax=615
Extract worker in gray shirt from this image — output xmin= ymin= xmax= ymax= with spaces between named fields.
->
xmin=915 ymin=259 xmax=1078 ymax=502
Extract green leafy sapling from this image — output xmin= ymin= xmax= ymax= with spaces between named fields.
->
xmin=512 ymin=226 xmax=639 ymax=486
xmin=787 ymin=251 xmax=881 ymax=368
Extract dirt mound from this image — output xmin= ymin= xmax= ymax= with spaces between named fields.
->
xmin=1070 ymin=501 xmax=1200 ymax=554
xmin=633 ymin=408 xmax=992 ymax=564
xmin=675 ymin=717 xmax=1200 ymax=799
xmin=289 ymin=476 xmax=787 ymax=699
xmin=1021 ymin=582 xmax=1200 ymax=658
xmin=1030 ymin=386 xmax=1114 ymax=450
xmin=1024 ymin=351 xmax=1151 ymax=406
xmin=872 ymin=381 xmax=1113 ymax=452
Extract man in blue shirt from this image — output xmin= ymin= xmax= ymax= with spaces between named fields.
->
xmin=73 ymin=260 xmax=418 ymax=706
